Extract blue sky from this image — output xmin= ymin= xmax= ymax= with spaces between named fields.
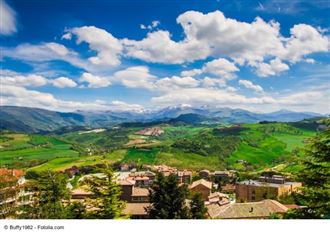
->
xmin=1 ymin=0 xmax=329 ymax=113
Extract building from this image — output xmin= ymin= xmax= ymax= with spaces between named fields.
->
xmin=122 ymin=203 xmax=151 ymax=219
xmin=71 ymin=188 xmax=93 ymax=200
xmin=177 ymin=170 xmax=192 ymax=184
xmin=189 ymin=179 xmax=213 ymax=201
xmin=206 ymin=192 xmax=230 ymax=205
xmin=199 ymin=169 xmax=211 ymax=180
xmin=236 ymin=178 xmax=302 ymax=202
xmin=118 ymin=179 xmax=149 ymax=203
xmin=207 ymin=200 xmax=289 ymax=219
xmin=213 ymin=170 xmax=235 ymax=182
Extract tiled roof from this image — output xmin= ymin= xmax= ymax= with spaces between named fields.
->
xmin=118 ymin=179 xmax=136 ymax=186
xmin=190 ymin=179 xmax=212 ymax=190
xmin=132 ymin=187 xmax=149 ymax=197
xmin=207 ymin=200 xmax=288 ymax=219
xmin=122 ymin=203 xmax=151 ymax=216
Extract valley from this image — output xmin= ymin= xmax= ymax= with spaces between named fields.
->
xmin=0 ymin=116 xmax=323 ymax=174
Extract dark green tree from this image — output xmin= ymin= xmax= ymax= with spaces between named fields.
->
xmin=190 ymin=193 xmax=207 ymax=219
xmin=19 ymin=171 xmax=70 ymax=219
xmin=66 ymin=202 xmax=87 ymax=219
xmin=148 ymin=173 xmax=190 ymax=219
xmin=84 ymin=166 xmax=125 ymax=219
xmin=285 ymin=127 xmax=330 ymax=219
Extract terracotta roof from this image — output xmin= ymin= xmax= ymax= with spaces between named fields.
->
xmin=207 ymin=200 xmax=288 ymax=219
xmin=208 ymin=192 xmax=229 ymax=200
xmin=190 ymin=179 xmax=212 ymax=190
xmin=284 ymin=204 xmax=302 ymax=209
xmin=132 ymin=187 xmax=149 ymax=197
xmin=122 ymin=203 xmax=151 ymax=216
xmin=118 ymin=179 xmax=136 ymax=186
xmin=71 ymin=188 xmax=92 ymax=196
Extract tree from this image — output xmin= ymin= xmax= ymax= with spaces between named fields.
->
xmin=65 ymin=202 xmax=87 ymax=219
xmin=148 ymin=173 xmax=190 ymax=219
xmin=19 ymin=171 xmax=70 ymax=219
xmin=84 ymin=166 xmax=125 ymax=219
xmin=190 ymin=193 xmax=207 ymax=219
xmin=285 ymin=127 xmax=330 ymax=219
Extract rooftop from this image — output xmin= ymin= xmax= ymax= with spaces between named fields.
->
xmin=122 ymin=203 xmax=151 ymax=216
xmin=132 ymin=187 xmax=149 ymax=197
xmin=239 ymin=180 xmax=301 ymax=188
xmin=207 ymin=200 xmax=288 ymax=219
xmin=190 ymin=179 xmax=212 ymax=190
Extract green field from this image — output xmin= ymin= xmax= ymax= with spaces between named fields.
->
xmin=0 ymin=121 xmax=318 ymax=172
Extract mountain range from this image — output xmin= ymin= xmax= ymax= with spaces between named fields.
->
xmin=0 ymin=105 xmax=325 ymax=133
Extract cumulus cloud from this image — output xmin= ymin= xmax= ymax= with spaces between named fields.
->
xmin=79 ymin=72 xmax=111 ymax=88
xmin=64 ymin=26 xmax=122 ymax=67
xmin=123 ymin=30 xmax=210 ymax=64
xmin=151 ymin=88 xmax=276 ymax=107
xmin=0 ymin=0 xmax=17 ymax=35
xmin=0 ymin=84 xmax=144 ymax=112
xmin=112 ymin=66 xmax=157 ymax=89
xmin=51 ymin=77 xmax=77 ymax=88
xmin=238 ymin=80 xmax=264 ymax=93
xmin=0 ymin=74 xmax=48 ymax=87
xmin=201 ymin=58 xmax=239 ymax=79
xmin=253 ymin=58 xmax=289 ymax=77
xmin=181 ymin=69 xmax=203 ymax=77
xmin=0 ymin=42 xmax=91 ymax=71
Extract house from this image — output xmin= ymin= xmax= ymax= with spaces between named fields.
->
xmin=213 ymin=170 xmax=235 ymax=182
xmin=199 ymin=169 xmax=211 ymax=180
xmin=71 ymin=188 xmax=93 ymax=200
xmin=236 ymin=178 xmax=302 ymax=202
xmin=118 ymin=179 xmax=136 ymax=202
xmin=207 ymin=199 xmax=289 ymax=219
xmin=122 ymin=203 xmax=151 ymax=219
xmin=206 ymin=192 xmax=230 ymax=205
xmin=64 ymin=166 xmax=80 ymax=177
xmin=189 ymin=179 xmax=213 ymax=201
xmin=177 ymin=170 xmax=192 ymax=184
xmin=221 ymin=184 xmax=236 ymax=193
xmin=118 ymin=179 xmax=149 ymax=203
xmin=131 ymin=187 xmax=149 ymax=203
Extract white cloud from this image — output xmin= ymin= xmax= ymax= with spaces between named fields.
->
xmin=79 ymin=72 xmax=111 ymax=88
xmin=51 ymin=77 xmax=77 ymax=88
xmin=112 ymin=66 xmax=157 ymax=89
xmin=140 ymin=20 xmax=160 ymax=30
xmin=283 ymin=24 xmax=330 ymax=63
xmin=0 ymin=42 xmax=91 ymax=71
xmin=123 ymin=30 xmax=210 ymax=64
xmin=201 ymin=58 xmax=239 ymax=79
xmin=155 ymin=76 xmax=199 ymax=91
xmin=151 ymin=87 xmax=276 ymax=108
xmin=201 ymin=77 xmax=226 ymax=88
xmin=0 ymin=0 xmax=17 ymax=35
xmin=238 ymin=80 xmax=264 ymax=93
xmin=65 ymin=26 xmax=122 ymax=67
xmin=181 ymin=69 xmax=202 ymax=77
xmin=0 ymin=74 xmax=48 ymax=87
xmin=0 ymin=84 xmax=144 ymax=112
xmin=253 ymin=58 xmax=289 ymax=77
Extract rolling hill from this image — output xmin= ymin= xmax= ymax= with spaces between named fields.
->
xmin=0 ymin=105 xmax=324 ymax=133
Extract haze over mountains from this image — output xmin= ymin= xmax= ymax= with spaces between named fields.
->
xmin=0 ymin=105 xmax=324 ymax=133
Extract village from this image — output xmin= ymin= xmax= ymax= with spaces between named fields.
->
xmin=0 ymin=163 xmax=303 ymax=219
